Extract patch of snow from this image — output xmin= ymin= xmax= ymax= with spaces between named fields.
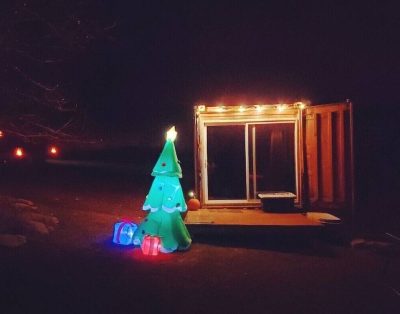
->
xmin=0 ymin=234 xmax=27 ymax=248
xmin=0 ymin=196 xmax=59 ymax=248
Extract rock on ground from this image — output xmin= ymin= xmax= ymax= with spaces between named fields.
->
xmin=0 ymin=196 xmax=59 ymax=247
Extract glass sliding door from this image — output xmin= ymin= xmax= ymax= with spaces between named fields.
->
xmin=204 ymin=122 xmax=297 ymax=204
xmin=206 ymin=125 xmax=247 ymax=201
xmin=249 ymin=123 xmax=296 ymax=199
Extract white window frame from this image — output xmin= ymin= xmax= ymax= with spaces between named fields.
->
xmin=197 ymin=110 xmax=301 ymax=207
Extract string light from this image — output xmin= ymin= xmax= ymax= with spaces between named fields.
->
xmin=297 ymin=102 xmax=306 ymax=110
xmin=197 ymin=105 xmax=206 ymax=112
xmin=255 ymin=105 xmax=263 ymax=112
xmin=215 ymin=105 xmax=226 ymax=113
xmin=196 ymin=102 xmax=308 ymax=113
xmin=277 ymin=104 xmax=286 ymax=112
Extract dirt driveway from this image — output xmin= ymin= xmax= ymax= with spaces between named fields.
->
xmin=0 ymin=163 xmax=399 ymax=313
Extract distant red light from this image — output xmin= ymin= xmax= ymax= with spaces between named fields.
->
xmin=49 ymin=146 xmax=59 ymax=156
xmin=0 ymin=130 xmax=3 ymax=138
xmin=14 ymin=147 xmax=24 ymax=158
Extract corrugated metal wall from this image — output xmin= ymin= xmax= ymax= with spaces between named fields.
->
xmin=304 ymin=103 xmax=353 ymax=210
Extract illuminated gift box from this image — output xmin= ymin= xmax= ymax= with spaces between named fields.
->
xmin=112 ymin=221 xmax=137 ymax=245
xmin=141 ymin=235 xmax=161 ymax=256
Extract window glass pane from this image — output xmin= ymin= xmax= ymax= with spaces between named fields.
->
xmin=207 ymin=125 xmax=246 ymax=200
xmin=255 ymin=123 xmax=295 ymax=193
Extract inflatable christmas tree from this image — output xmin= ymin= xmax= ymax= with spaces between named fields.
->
xmin=133 ymin=126 xmax=191 ymax=253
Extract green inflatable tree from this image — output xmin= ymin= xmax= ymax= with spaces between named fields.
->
xmin=133 ymin=126 xmax=192 ymax=253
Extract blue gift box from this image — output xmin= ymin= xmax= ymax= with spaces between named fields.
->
xmin=112 ymin=221 xmax=137 ymax=245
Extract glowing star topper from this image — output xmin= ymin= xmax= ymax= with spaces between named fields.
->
xmin=166 ymin=126 xmax=177 ymax=142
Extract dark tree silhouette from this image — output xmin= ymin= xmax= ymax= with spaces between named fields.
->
xmin=0 ymin=0 xmax=117 ymax=143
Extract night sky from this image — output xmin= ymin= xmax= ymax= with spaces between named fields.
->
xmin=2 ymin=1 xmax=399 ymax=153
xmin=86 ymin=0 xmax=399 ymax=211
xmin=70 ymin=2 xmax=398 ymax=130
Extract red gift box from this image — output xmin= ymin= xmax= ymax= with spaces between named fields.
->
xmin=141 ymin=235 xmax=161 ymax=256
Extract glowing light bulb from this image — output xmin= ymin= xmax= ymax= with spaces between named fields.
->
xmin=49 ymin=146 xmax=58 ymax=155
xmin=14 ymin=147 xmax=24 ymax=158
xmin=216 ymin=105 xmax=226 ymax=113
xmin=197 ymin=105 xmax=206 ymax=112
xmin=188 ymin=190 xmax=195 ymax=198
xmin=255 ymin=105 xmax=263 ymax=112
xmin=277 ymin=104 xmax=286 ymax=112
xmin=298 ymin=102 xmax=306 ymax=110
xmin=238 ymin=106 xmax=246 ymax=112
xmin=166 ymin=126 xmax=177 ymax=142
xmin=0 ymin=130 xmax=3 ymax=138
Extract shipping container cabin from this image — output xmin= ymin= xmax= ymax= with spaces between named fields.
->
xmin=192 ymin=101 xmax=354 ymax=221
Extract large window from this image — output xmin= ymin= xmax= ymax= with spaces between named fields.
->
xmin=248 ymin=123 xmax=295 ymax=198
xmin=205 ymin=122 xmax=296 ymax=203
xmin=207 ymin=125 xmax=246 ymax=200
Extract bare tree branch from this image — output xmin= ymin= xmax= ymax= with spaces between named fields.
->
xmin=104 ymin=21 xmax=117 ymax=31
xmin=0 ymin=1 xmax=117 ymax=144
xmin=14 ymin=66 xmax=58 ymax=92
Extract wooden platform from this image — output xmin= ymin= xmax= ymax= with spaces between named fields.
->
xmin=185 ymin=209 xmax=323 ymax=227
